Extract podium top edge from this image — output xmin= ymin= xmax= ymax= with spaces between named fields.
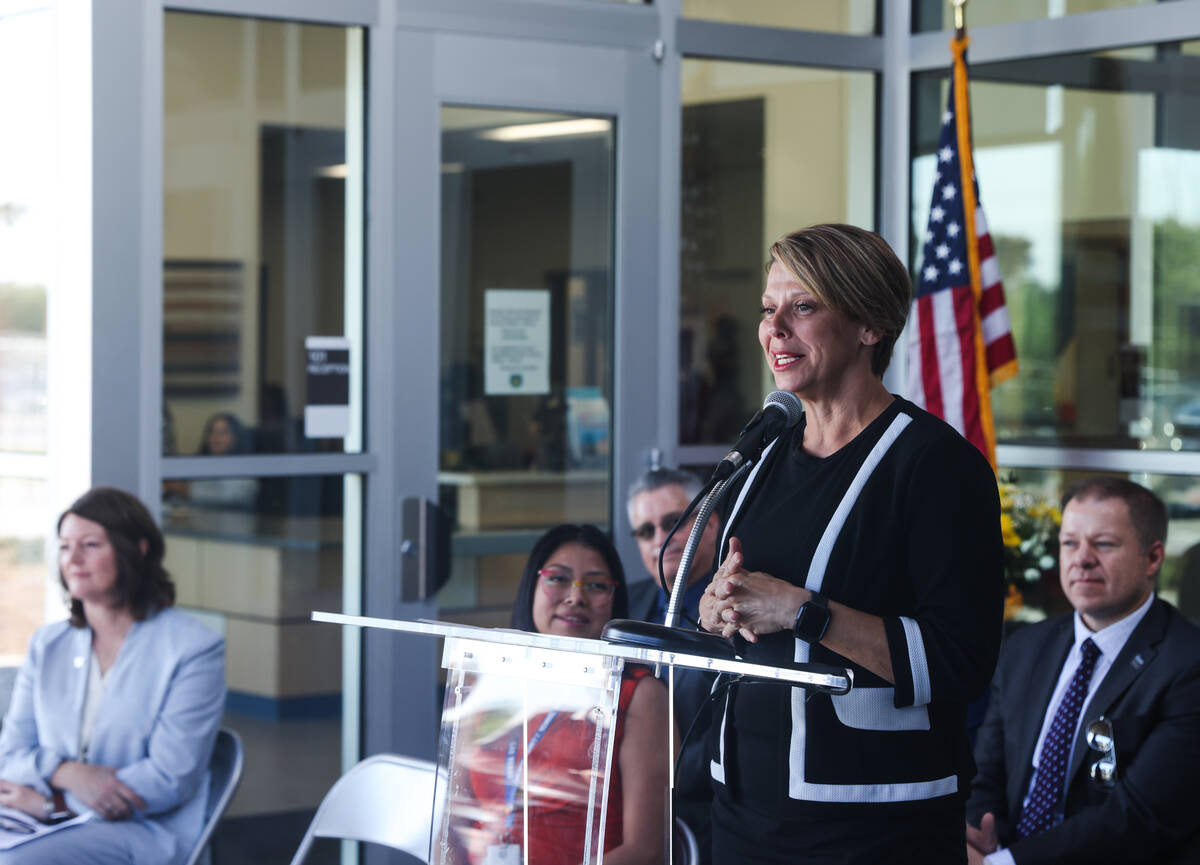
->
xmin=311 ymin=611 xmax=852 ymax=693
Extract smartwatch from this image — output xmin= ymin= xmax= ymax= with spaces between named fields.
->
xmin=792 ymin=591 xmax=831 ymax=643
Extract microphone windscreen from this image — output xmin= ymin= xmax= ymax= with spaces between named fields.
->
xmin=763 ymin=389 xmax=804 ymax=428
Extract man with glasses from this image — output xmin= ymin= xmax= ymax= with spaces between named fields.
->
xmin=625 ymin=466 xmax=720 ymax=865
xmin=965 ymin=477 xmax=1200 ymax=865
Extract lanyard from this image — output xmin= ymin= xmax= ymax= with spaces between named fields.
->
xmin=503 ymin=711 xmax=559 ymax=835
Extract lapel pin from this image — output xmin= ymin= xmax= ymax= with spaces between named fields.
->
xmin=1131 ymin=654 xmax=1144 ymax=670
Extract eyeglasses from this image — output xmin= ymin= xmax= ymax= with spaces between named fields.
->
xmin=537 ymin=568 xmax=617 ymax=599
xmin=631 ymin=512 xmax=687 ymax=542
xmin=1086 ymin=716 xmax=1117 ymax=787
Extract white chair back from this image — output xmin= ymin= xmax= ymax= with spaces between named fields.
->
xmin=289 ymin=754 xmax=440 ymax=865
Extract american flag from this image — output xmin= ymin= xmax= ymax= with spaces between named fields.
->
xmin=907 ymin=34 xmax=1018 ymax=467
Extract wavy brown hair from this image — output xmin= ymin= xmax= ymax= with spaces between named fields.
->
xmin=58 ymin=486 xmax=176 ymax=627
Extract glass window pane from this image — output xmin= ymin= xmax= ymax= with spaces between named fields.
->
xmin=997 ymin=467 xmax=1200 ymax=627
xmin=164 ymin=14 xmax=363 ymax=457
xmin=912 ymin=41 xmax=1200 ymax=451
xmin=685 ymin=0 xmax=876 ymax=34
xmin=0 ymin=477 xmax=48 ymax=667
xmin=0 ymin=8 xmax=51 ymax=455
xmin=913 ymin=0 xmax=1186 ymax=32
xmin=162 ymin=473 xmax=356 ymax=859
xmin=679 ymin=60 xmax=876 ymax=444
xmin=438 ymin=107 xmax=615 ymax=627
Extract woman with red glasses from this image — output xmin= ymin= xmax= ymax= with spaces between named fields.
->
xmin=461 ymin=524 xmax=672 ymax=865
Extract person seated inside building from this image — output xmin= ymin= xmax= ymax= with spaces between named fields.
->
xmin=0 ymin=486 xmax=226 ymax=865
xmin=189 ymin=411 xmax=258 ymax=510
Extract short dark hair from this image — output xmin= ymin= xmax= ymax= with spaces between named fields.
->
xmin=511 ymin=524 xmax=628 ymax=633
xmin=1061 ymin=477 xmax=1167 ymax=553
xmin=57 ymin=486 xmax=176 ymax=627
xmin=768 ymin=224 xmax=912 ymax=378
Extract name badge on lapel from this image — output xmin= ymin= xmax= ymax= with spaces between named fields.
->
xmin=483 ymin=843 xmax=521 ymax=865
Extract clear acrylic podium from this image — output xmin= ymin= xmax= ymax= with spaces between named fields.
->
xmin=313 ymin=612 xmax=852 ymax=865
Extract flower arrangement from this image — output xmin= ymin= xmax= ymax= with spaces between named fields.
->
xmin=999 ymin=480 xmax=1061 ymax=619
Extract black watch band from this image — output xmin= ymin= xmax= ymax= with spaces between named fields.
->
xmin=792 ymin=591 xmax=831 ymax=643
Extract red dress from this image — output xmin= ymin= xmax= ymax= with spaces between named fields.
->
xmin=463 ymin=665 xmax=652 ymax=865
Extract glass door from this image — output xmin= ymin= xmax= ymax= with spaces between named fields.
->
xmin=374 ymin=26 xmax=662 ymax=755
xmin=437 ymin=104 xmax=617 ymax=623
xmin=432 ymin=34 xmax=658 ymax=627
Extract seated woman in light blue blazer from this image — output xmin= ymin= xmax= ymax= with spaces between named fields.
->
xmin=0 ymin=486 xmax=226 ymax=865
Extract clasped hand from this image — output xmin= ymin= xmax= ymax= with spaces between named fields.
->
xmin=51 ymin=761 xmax=145 ymax=821
xmin=0 ymin=778 xmax=47 ymax=822
xmin=699 ymin=537 xmax=806 ymax=642
xmin=965 ymin=812 xmax=998 ymax=865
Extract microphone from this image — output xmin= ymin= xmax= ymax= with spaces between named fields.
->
xmin=712 ymin=390 xmax=803 ymax=480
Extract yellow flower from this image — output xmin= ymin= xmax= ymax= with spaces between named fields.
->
xmin=1001 ymin=513 xmax=1021 ymax=547
xmin=1003 ymin=583 xmax=1024 ymax=620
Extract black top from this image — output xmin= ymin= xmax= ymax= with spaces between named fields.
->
xmin=709 ymin=397 xmax=1005 ymax=855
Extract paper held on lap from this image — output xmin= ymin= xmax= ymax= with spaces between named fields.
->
xmin=0 ymin=806 xmax=93 ymax=850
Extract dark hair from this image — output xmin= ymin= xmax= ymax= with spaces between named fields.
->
xmin=1061 ymin=476 xmax=1168 ymax=553
xmin=57 ymin=486 xmax=176 ymax=627
xmin=510 ymin=524 xmax=628 ymax=633
xmin=768 ymin=224 xmax=912 ymax=377
xmin=198 ymin=412 xmax=251 ymax=455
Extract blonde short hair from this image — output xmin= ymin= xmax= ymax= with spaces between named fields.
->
xmin=768 ymin=224 xmax=911 ymax=378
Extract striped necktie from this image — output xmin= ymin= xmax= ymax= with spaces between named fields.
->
xmin=1015 ymin=637 xmax=1101 ymax=838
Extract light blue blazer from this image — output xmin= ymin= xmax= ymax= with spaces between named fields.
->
xmin=0 ymin=608 xmax=225 ymax=865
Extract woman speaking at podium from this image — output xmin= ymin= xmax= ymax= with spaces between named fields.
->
xmin=699 ymin=224 xmax=1004 ymax=864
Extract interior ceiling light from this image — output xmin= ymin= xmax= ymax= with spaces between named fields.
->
xmin=480 ymin=118 xmax=610 ymax=142
xmin=315 ymin=164 xmax=349 ymax=179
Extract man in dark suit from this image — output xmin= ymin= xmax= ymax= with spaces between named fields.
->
xmin=966 ymin=477 xmax=1200 ymax=865
xmin=625 ymin=467 xmax=719 ymax=865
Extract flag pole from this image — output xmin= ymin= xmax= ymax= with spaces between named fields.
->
xmin=947 ymin=0 xmax=999 ymax=469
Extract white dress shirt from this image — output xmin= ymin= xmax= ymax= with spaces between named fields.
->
xmin=983 ymin=592 xmax=1155 ymax=865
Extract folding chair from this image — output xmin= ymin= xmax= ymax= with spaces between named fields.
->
xmin=184 ymin=727 xmax=245 ymax=865
xmin=288 ymin=754 xmax=440 ymax=865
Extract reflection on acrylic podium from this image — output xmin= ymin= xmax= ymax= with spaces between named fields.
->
xmin=313 ymin=613 xmax=852 ymax=865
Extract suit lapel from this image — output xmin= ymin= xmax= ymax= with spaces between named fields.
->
xmin=1067 ymin=599 xmax=1167 ymax=783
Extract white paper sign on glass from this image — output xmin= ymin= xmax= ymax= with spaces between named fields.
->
xmin=484 ymin=290 xmax=550 ymax=395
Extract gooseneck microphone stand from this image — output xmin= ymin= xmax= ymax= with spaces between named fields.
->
xmin=662 ymin=464 xmax=749 ymax=629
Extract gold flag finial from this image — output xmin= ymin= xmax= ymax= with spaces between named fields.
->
xmin=951 ymin=0 xmax=967 ymax=33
